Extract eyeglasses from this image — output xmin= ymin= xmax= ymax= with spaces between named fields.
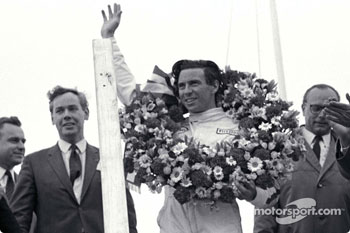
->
xmin=309 ymin=104 xmax=326 ymax=114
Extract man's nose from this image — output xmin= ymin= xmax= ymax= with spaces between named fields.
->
xmin=17 ymin=141 xmax=25 ymax=152
xmin=63 ymin=109 xmax=71 ymax=119
xmin=318 ymin=108 xmax=327 ymax=117
xmin=183 ymin=85 xmax=193 ymax=94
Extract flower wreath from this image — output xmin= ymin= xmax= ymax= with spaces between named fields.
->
xmin=120 ymin=68 xmax=306 ymax=206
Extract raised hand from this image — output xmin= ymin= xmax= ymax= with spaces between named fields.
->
xmin=325 ymin=93 xmax=350 ymax=128
xmin=101 ymin=3 xmax=122 ymax=38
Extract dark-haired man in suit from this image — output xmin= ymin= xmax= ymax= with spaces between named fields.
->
xmin=11 ymin=86 xmax=137 ymax=233
xmin=0 ymin=116 xmax=25 ymax=202
xmin=0 ymin=116 xmax=23 ymax=233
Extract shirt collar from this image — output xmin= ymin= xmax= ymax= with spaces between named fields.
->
xmin=0 ymin=166 xmax=14 ymax=180
xmin=58 ymin=138 xmax=87 ymax=153
xmin=302 ymin=127 xmax=331 ymax=146
xmin=189 ymin=108 xmax=225 ymax=123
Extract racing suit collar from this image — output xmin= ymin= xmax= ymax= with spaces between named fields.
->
xmin=189 ymin=107 xmax=225 ymax=123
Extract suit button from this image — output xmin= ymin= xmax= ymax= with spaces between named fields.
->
xmin=317 ymin=183 xmax=324 ymax=188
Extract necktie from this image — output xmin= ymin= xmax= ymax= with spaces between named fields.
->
xmin=312 ymin=135 xmax=322 ymax=160
xmin=5 ymin=170 xmax=14 ymax=200
xmin=69 ymin=144 xmax=82 ymax=185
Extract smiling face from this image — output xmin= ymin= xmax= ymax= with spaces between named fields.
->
xmin=178 ymin=68 xmax=218 ymax=113
xmin=302 ymin=87 xmax=339 ymax=136
xmin=0 ymin=123 xmax=25 ymax=170
xmin=51 ymin=92 xmax=89 ymax=144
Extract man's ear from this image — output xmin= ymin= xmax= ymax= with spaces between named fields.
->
xmin=84 ymin=108 xmax=90 ymax=120
xmin=301 ymin=104 xmax=306 ymax=116
xmin=212 ymin=80 xmax=219 ymax=94
xmin=51 ymin=115 xmax=55 ymax=125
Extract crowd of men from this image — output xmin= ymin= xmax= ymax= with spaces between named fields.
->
xmin=2 ymin=2 xmax=350 ymax=233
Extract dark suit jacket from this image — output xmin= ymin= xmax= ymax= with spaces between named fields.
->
xmin=0 ymin=194 xmax=21 ymax=233
xmin=254 ymin=136 xmax=350 ymax=233
xmin=336 ymin=141 xmax=350 ymax=180
xmin=10 ymin=144 xmax=137 ymax=233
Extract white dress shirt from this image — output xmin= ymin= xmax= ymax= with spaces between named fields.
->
xmin=58 ymin=139 xmax=87 ymax=204
xmin=0 ymin=166 xmax=15 ymax=194
xmin=302 ymin=128 xmax=331 ymax=167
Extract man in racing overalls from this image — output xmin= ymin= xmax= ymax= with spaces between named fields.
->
xmin=157 ymin=60 xmax=278 ymax=233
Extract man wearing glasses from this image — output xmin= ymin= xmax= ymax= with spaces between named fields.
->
xmin=254 ymin=84 xmax=350 ymax=233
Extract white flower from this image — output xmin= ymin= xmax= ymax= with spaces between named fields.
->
xmin=192 ymin=163 xmax=203 ymax=170
xmin=146 ymin=102 xmax=156 ymax=111
xmin=176 ymin=155 xmax=185 ymax=162
xmin=226 ymin=156 xmax=237 ymax=166
xmin=273 ymin=160 xmax=285 ymax=171
xmin=125 ymin=122 xmax=132 ymax=129
xmin=226 ymin=109 xmax=236 ymax=119
xmin=237 ymin=138 xmax=250 ymax=148
xmin=236 ymin=80 xmax=249 ymax=90
xmin=157 ymin=148 xmax=169 ymax=160
xmin=259 ymin=122 xmax=272 ymax=131
xmin=201 ymin=165 xmax=213 ymax=176
xmin=134 ymin=124 xmax=147 ymax=133
xmin=202 ymin=146 xmax=216 ymax=158
xmin=163 ymin=166 xmax=172 ymax=175
xmin=180 ymin=177 xmax=192 ymax=187
xmin=134 ymin=117 xmax=141 ymax=125
xmin=247 ymin=157 xmax=263 ymax=172
xmin=213 ymin=190 xmax=221 ymax=199
xmin=172 ymin=142 xmax=188 ymax=155
xmin=170 ymin=167 xmax=184 ymax=183
xmin=195 ymin=187 xmax=208 ymax=198
xmin=266 ymin=92 xmax=280 ymax=102
xmin=155 ymin=98 xmax=165 ymax=106
xmin=247 ymin=173 xmax=257 ymax=180
xmin=139 ymin=154 xmax=152 ymax=168
xmin=271 ymin=116 xmax=281 ymax=126
xmin=268 ymin=142 xmax=276 ymax=150
xmin=160 ymin=108 xmax=168 ymax=114
xmin=251 ymin=106 xmax=267 ymax=120
xmin=240 ymin=87 xmax=255 ymax=98
xmin=214 ymin=182 xmax=224 ymax=189
xmin=213 ymin=166 xmax=224 ymax=180
xmin=270 ymin=151 xmax=280 ymax=159
xmin=217 ymin=149 xmax=225 ymax=156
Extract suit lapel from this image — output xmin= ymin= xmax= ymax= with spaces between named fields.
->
xmin=304 ymin=142 xmax=322 ymax=173
xmin=47 ymin=144 xmax=76 ymax=201
xmin=81 ymin=144 xmax=99 ymax=201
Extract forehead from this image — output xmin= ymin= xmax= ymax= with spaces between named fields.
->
xmin=0 ymin=123 xmax=24 ymax=139
xmin=305 ymin=87 xmax=338 ymax=104
xmin=178 ymin=68 xmax=206 ymax=83
xmin=52 ymin=92 xmax=81 ymax=108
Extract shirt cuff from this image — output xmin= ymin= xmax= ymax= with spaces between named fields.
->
xmin=249 ymin=187 xmax=278 ymax=208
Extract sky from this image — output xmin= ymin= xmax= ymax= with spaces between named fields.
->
xmin=1 ymin=0 xmax=350 ymax=232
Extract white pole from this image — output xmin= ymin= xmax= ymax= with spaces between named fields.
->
xmin=270 ymin=0 xmax=287 ymax=100
xmin=255 ymin=0 xmax=262 ymax=78
xmin=92 ymin=39 xmax=129 ymax=233
xmin=225 ymin=0 xmax=235 ymax=66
